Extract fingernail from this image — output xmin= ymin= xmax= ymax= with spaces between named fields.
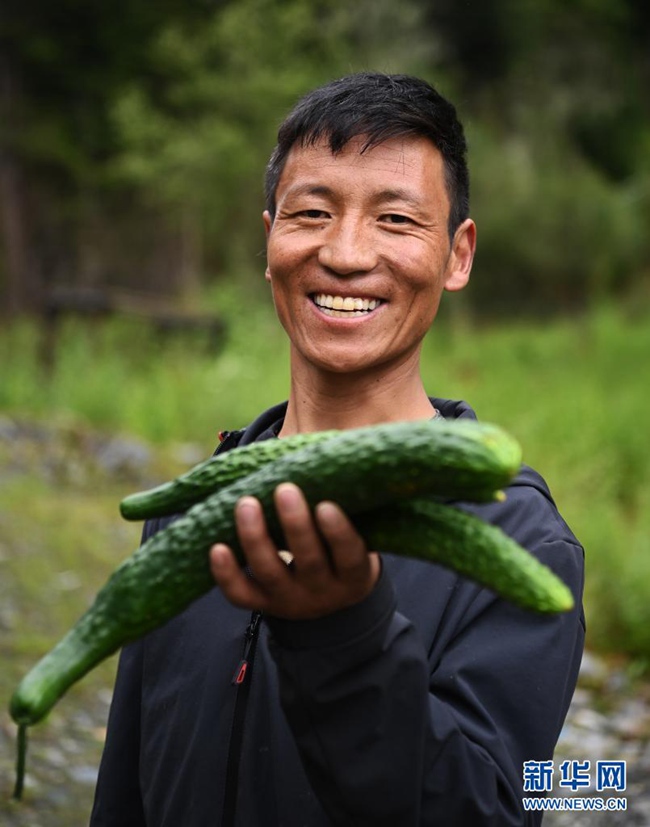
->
xmin=315 ymin=501 xmax=341 ymax=523
xmin=236 ymin=497 xmax=259 ymax=525
xmin=275 ymin=483 xmax=301 ymax=511
xmin=211 ymin=544 xmax=228 ymax=566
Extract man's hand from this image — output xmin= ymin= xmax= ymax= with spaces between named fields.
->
xmin=209 ymin=482 xmax=380 ymax=620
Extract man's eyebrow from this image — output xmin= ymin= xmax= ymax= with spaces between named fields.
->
xmin=282 ymin=183 xmax=335 ymax=201
xmin=372 ymin=188 xmax=424 ymax=209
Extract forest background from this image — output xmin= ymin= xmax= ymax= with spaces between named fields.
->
xmin=1 ymin=4 xmax=650 ymax=812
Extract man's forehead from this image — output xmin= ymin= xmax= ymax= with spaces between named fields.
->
xmin=290 ymin=133 xmax=438 ymax=162
xmin=279 ymin=134 xmax=444 ymax=185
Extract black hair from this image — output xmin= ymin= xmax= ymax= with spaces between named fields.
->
xmin=264 ymin=72 xmax=470 ymax=238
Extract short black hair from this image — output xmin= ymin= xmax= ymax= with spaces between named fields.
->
xmin=264 ymin=72 xmax=470 ymax=238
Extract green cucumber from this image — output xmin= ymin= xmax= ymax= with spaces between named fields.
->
xmin=9 ymin=419 xmax=576 ymax=801
xmin=120 ymin=429 xmax=338 ymax=520
xmin=9 ymin=489 xmax=573 ymax=798
xmin=355 ymin=499 xmax=574 ymax=614
xmin=10 ymin=418 xmax=522 ymax=731
xmin=119 ymin=415 xmax=521 ymax=521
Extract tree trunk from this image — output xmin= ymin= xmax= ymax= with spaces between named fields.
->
xmin=0 ymin=53 xmax=38 ymax=318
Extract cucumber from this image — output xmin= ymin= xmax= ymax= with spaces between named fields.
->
xmin=8 ymin=417 xmax=534 ymax=799
xmin=355 ymin=500 xmax=574 ymax=614
xmin=119 ymin=415 xmax=521 ymax=521
xmin=10 ymin=418 xmax=523 ymax=731
xmin=120 ymin=429 xmax=338 ymax=520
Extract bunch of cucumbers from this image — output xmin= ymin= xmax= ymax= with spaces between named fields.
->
xmin=8 ymin=418 xmax=574 ymax=798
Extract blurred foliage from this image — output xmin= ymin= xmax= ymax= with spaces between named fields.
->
xmin=468 ymin=126 xmax=646 ymax=312
xmin=1 ymin=0 xmax=649 ymax=311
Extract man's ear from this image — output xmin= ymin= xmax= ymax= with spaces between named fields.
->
xmin=263 ymin=210 xmax=273 ymax=283
xmin=263 ymin=210 xmax=272 ymax=237
xmin=444 ymin=218 xmax=476 ymax=292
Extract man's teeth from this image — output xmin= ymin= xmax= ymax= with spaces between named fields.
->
xmin=313 ymin=294 xmax=381 ymax=317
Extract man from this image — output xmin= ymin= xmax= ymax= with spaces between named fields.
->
xmin=91 ymin=73 xmax=584 ymax=826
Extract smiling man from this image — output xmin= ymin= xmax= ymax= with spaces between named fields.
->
xmin=91 ymin=73 xmax=585 ymax=827
xmin=262 ymin=133 xmax=473 ymax=396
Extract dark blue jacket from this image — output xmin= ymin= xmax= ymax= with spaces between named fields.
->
xmin=90 ymin=398 xmax=585 ymax=826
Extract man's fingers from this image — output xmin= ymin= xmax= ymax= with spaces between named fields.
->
xmin=316 ymin=500 xmax=380 ymax=585
xmin=235 ymin=496 xmax=287 ymax=587
xmin=315 ymin=501 xmax=365 ymax=562
xmin=274 ymin=483 xmax=331 ymax=580
xmin=210 ymin=543 xmax=267 ymax=609
xmin=211 ymin=488 xmax=380 ymax=618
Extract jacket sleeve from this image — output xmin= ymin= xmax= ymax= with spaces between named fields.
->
xmin=266 ymin=498 xmax=585 ymax=826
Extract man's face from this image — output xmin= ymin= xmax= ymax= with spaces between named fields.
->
xmin=263 ymin=135 xmax=475 ymax=379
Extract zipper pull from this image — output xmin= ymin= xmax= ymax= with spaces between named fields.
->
xmin=231 ymin=659 xmax=249 ymax=685
xmin=231 ymin=611 xmax=262 ymax=686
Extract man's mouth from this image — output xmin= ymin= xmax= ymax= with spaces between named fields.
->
xmin=312 ymin=293 xmax=382 ymax=318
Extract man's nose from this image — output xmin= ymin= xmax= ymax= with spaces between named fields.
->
xmin=317 ymin=218 xmax=378 ymax=275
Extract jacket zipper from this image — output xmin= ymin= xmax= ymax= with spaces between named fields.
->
xmin=231 ymin=610 xmax=262 ymax=686
xmin=221 ymin=609 xmax=263 ymax=826
xmin=216 ymin=427 xmax=261 ymax=825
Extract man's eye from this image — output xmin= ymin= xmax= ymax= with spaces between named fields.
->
xmin=299 ymin=209 xmax=328 ymax=219
xmin=382 ymin=214 xmax=412 ymax=225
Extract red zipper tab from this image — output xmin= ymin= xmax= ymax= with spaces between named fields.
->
xmin=232 ymin=659 xmax=248 ymax=685
xmin=231 ymin=611 xmax=262 ymax=687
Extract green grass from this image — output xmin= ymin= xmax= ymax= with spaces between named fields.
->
xmin=0 ymin=473 xmax=143 ymax=819
xmin=0 ymin=293 xmax=649 ymax=665
xmin=0 ymin=307 xmax=290 ymax=451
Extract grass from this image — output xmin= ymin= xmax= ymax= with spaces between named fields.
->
xmin=0 ymin=306 xmax=290 ymax=451
xmin=0 ymin=291 xmax=649 ymax=666
xmin=0 ymin=475 xmax=140 ymax=819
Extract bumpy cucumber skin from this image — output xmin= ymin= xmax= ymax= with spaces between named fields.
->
xmin=121 ymin=418 xmax=519 ymax=521
xmin=10 ymin=419 xmax=522 ymax=727
xmin=120 ymin=430 xmax=339 ymax=520
xmin=357 ymin=500 xmax=574 ymax=614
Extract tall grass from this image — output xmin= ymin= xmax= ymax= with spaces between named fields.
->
xmin=0 ymin=298 xmax=291 ymax=451
xmin=1 ymin=295 xmax=648 ymax=664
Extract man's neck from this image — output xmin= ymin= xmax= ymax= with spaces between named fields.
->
xmin=278 ymin=354 xmax=437 ymax=436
